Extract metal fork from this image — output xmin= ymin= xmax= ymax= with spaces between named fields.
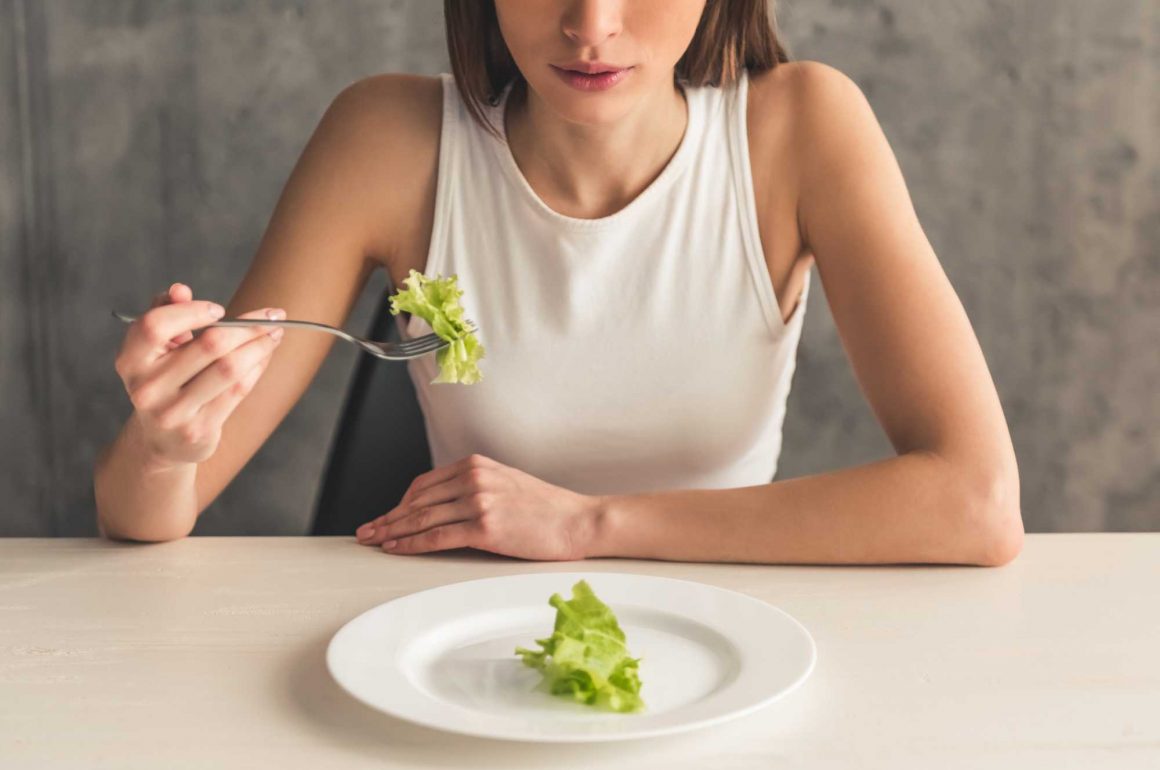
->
xmin=111 ymin=310 xmax=476 ymax=361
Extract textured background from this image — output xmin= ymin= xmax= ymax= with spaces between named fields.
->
xmin=1 ymin=0 xmax=1156 ymax=537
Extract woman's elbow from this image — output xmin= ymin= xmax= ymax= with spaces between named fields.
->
xmin=97 ymin=510 xmax=196 ymax=544
xmin=963 ymin=464 xmax=1024 ymax=567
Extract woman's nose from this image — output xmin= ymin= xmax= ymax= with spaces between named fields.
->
xmin=561 ymin=0 xmax=623 ymax=47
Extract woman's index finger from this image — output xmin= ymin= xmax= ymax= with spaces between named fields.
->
xmin=134 ymin=301 xmax=225 ymax=353
xmin=407 ymin=457 xmax=474 ymax=498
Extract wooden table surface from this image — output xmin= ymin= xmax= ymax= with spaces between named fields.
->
xmin=1 ymin=534 xmax=1157 ymax=769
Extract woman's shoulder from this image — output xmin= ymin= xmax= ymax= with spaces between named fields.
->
xmin=307 ymin=73 xmax=444 ymax=191
xmin=747 ymin=60 xmax=873 ymax=127
xmin=323 ymin=73 xmax=444 ymax=154
xmin=745 ymin=60 xmax=884 ymax=177
xmin=308 ymin=74 xmax=445 ymax=270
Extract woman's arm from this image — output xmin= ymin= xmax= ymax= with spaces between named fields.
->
xmin=590 ymin=63 xmax=1022 ymax=566
xmin=95 ymin=75 xmax=440 ymax=541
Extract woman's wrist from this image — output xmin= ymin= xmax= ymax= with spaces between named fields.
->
xmin=123 ymin=412 xmax=191 ymax=475
xmin=579 ymin=494 xmax=619 ymax=559
xmin=94 ymin=413 xmax=200 ymax=542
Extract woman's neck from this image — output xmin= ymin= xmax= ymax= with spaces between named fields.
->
xmin=503 ymin=78 xmax=688 ymax=219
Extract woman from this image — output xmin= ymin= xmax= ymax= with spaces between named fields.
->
xmin=94 ymin=0 xmax=1023 ymax=565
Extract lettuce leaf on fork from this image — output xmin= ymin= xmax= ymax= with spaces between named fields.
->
xmin=515 ymin=580 xmax=645 ymax=713
xmin=388 ymin=269 xmax=484 ymax=384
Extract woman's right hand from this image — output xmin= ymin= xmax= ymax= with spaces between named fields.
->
xmin=114 ymin=283 xmax=286 ymax=468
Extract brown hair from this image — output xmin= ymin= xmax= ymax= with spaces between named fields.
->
xmin=443 ymin=0 xmax=790 ymax=136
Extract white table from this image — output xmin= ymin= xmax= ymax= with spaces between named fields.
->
xmin=1 ymin=535 xmax=1157 ymax=768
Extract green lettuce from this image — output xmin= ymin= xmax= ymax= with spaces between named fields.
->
xmin=388 ymin=270 xmax=484 ymax=384
xmin=515 ymin=580 xmax=645 ymax=713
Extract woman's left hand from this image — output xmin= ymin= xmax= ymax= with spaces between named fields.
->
xmin=355 ymin=454 xmax=600 ymax=560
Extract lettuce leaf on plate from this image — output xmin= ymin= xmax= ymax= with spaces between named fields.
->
xmin=388 ymin=269 xmax=484 ymax=384
xmin=515 ymin=580 xmax=645 ymax=713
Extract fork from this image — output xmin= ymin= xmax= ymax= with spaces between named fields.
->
xmin=111 ymin=310 xmax=476 ymax=361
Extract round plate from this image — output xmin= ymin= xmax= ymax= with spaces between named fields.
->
xmin=326 ymin=572 xmax=815 ymax=742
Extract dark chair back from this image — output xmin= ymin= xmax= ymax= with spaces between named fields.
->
xmin=310 ymin=297 xmax=432 ymax=535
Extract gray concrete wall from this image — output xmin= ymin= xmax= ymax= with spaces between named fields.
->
xmin=1 ymin=1 xmax=1156 ymax=537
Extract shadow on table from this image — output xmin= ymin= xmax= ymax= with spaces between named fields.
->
xmin=280 ymin=628 xmax=819 ymax=767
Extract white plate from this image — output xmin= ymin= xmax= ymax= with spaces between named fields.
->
xmin=326 ymin=572 xmax=815 ymax=743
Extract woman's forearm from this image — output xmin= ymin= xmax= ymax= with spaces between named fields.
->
xmin=93 ymin=413 xmax=200 ymax=542
xmin=587 ymin=452 xmax=1023 ymax=566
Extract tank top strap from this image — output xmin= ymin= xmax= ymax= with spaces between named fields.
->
xmin=420 ymin=73 xmax=465 ymax=284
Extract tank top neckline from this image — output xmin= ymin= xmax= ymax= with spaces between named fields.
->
xmin=481 ymin=76 xmax=711 ymax=232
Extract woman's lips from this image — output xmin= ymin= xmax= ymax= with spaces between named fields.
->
xmin=550 ymin=65 xmax=633 ymax=92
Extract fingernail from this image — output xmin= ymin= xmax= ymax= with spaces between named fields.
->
xmin=269 ymin=327 xmax=284 ymax=342
xmin=356 ymin=524 xmax=371 ymax=538
xmin=208 ymin=303 xmax=225 ymax=318
xmin=267 ymin=308 xmax=286 ymax=321
xmin=383 ymin=540 xmax=397 ymax=550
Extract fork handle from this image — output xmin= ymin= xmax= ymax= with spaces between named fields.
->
xmin=110 ymin=310 xmax=365 ymax=347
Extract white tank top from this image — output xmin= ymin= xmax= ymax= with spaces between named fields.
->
xmin=398 ymin=71 xmax=811 ymax=495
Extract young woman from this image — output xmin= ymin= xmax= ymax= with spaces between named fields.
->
xmin=94 ymin=0 xmax=1023 ymax=565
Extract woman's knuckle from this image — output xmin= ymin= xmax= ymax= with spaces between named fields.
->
xmin=113 ymin=353 xmax=130 ymax=379
xmin=136 ymin=315 xmax=164 ymax=344
xmin=466 ymin=467 xmax=486 ymax=487
xmin=149 ymin=412 xmax=174 ymax=434
xmin=215 ymin=354 xmax=243 ymax=380
xmin=177 ymin=423 xmax=201 ymax=445
xmin=129 ymin=383 xmax=158 ymax=411
xmin=117 ymin=358 xmax=144 ymax=384
xmin=200 ymin=331 xmax=229 ymax=357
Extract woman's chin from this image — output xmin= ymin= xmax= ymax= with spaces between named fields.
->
xmin=531 ymin=85 xmax=640 ymax=128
